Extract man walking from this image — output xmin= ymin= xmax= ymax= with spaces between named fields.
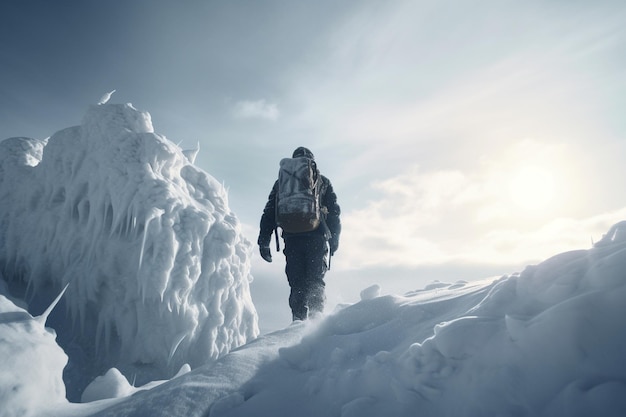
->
xmin=258 ymin=147 xmax=341 ymax=321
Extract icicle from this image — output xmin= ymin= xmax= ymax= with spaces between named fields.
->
xmin=87 ymin=226 xmax=101 ymax=268
xmin=25 ymin=272 xmax=34 ymax=300
xmin=102 ymin=202 xmax=115 ymax=234
xmin=95 ymin=315 xmax=104 ymax=357
xmin=138 ymin=222 xmax=148 ymax=271
xmin=78 ymin=288 xmax=87 ymax=332
xmin=104 ymin=317 xmax=112 ymax=351
xmin=140 ymin=273 xmax=147 ymax=305
xmin=111 ymin=202 xmax=125 ymax=238
xmin=182 ymin=142 xmax=200 ymax=164
xmin=35 ymin=282 xmax=69 ymax=326
xmin=126 ymin=214 xmax=138 ymax=238
xmin=168 ymin=332 xmax=187 ymax=365
xmin=138 ymin=207 xmax=164 ymax=270
xmin=127 ymin=211 xmax=134 ymax=238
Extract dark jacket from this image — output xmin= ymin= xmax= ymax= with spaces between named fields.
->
xmin=258 ymin=175 xmax=341 ymax=249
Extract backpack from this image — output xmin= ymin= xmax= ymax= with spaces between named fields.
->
xmin=275 ymin=156 xmax=322 ymax=233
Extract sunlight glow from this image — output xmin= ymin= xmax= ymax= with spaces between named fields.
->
xmin=509 ymin=166 xmax=556 ymax=211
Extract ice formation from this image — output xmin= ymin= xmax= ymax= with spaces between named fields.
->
xmin=0 ymin=280 xmax=68 ymax=414
xmin=0 ymin=102 xmax=259 ymax=398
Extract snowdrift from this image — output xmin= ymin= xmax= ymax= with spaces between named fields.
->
xmin=0 ymin=102 xmax=259 ymax=400
xmin=76 ymin=222 xmax=626 ymax=417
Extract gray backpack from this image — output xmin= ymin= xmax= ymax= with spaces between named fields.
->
xmin=275 ymin=156 xmax=321 ymax=233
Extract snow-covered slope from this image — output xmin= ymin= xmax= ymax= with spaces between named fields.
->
xmin=33 ymin=221 xmax=626 ymax=417
xmin=0 ymin=102 xmax=258 ymax=401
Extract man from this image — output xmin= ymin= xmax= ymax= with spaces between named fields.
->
xmin=258 ymin=147 xmax=341 ymax=321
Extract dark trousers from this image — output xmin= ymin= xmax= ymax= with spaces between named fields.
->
xmin=283 ymin=234 xmax=328 ymax=320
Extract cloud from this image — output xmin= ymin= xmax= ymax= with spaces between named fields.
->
xmin=286 ymin=0 xmax=626 ymax=172
xmin=232 ymin=99 xmax=280 ymax=121
xmin=337 ymin=166 xmax=483 ymax=269
xmin=467 ymin=211 xmax=626 ymax=264
xmin=335 ymin=139 xmax=626 ymax=270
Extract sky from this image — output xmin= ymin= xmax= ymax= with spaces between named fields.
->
xmin=2 ymin=0 xmax=626 ymax=332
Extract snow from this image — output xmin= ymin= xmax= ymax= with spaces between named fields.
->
xmin=0 ymin=281 xmax=67 ymax=415
xmin=2 ymin=100 xmax=626 ymax=416
xmin=0 ymin=102 xmax=258 ymax=406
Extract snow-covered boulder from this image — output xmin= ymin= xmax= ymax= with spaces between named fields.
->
xmin=0 ymin=102 xmax=259 ymax=398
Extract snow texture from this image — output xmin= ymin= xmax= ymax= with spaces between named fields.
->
xmin=0 ymin=281 xmax=68 ymax=416
xmin=0 ymin=102 xmax=258 ymax=403
xmin=27 ymin=222 xmax=626 ymax=417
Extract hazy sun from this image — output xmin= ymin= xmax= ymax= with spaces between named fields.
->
xmin=509 ymin=166 xmax=555 ymax=211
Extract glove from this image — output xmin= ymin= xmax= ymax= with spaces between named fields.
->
xmin=259 ymin=246 xmax=272 ymax=263
xmin=329 ymin=237 xmax=339 ymax=256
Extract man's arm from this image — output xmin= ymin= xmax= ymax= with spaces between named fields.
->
xmin=257 ymin=181 xmax=279 ymax=261
xmin=322 ymin=177 xmax=341 ymax=255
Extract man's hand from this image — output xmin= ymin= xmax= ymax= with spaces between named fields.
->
xmin=259 ymin=246 xmax=272 ymax=262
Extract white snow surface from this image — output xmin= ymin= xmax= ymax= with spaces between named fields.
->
xmin=0 ymin=102 xmax=258 ymax=404
xmin=0 ymin=280 xmax=68 ymax=415
xmin=31 ymin=220 xmax=626 ymax=417
xmin=2 ymin=102 xmax=626 ymax=417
